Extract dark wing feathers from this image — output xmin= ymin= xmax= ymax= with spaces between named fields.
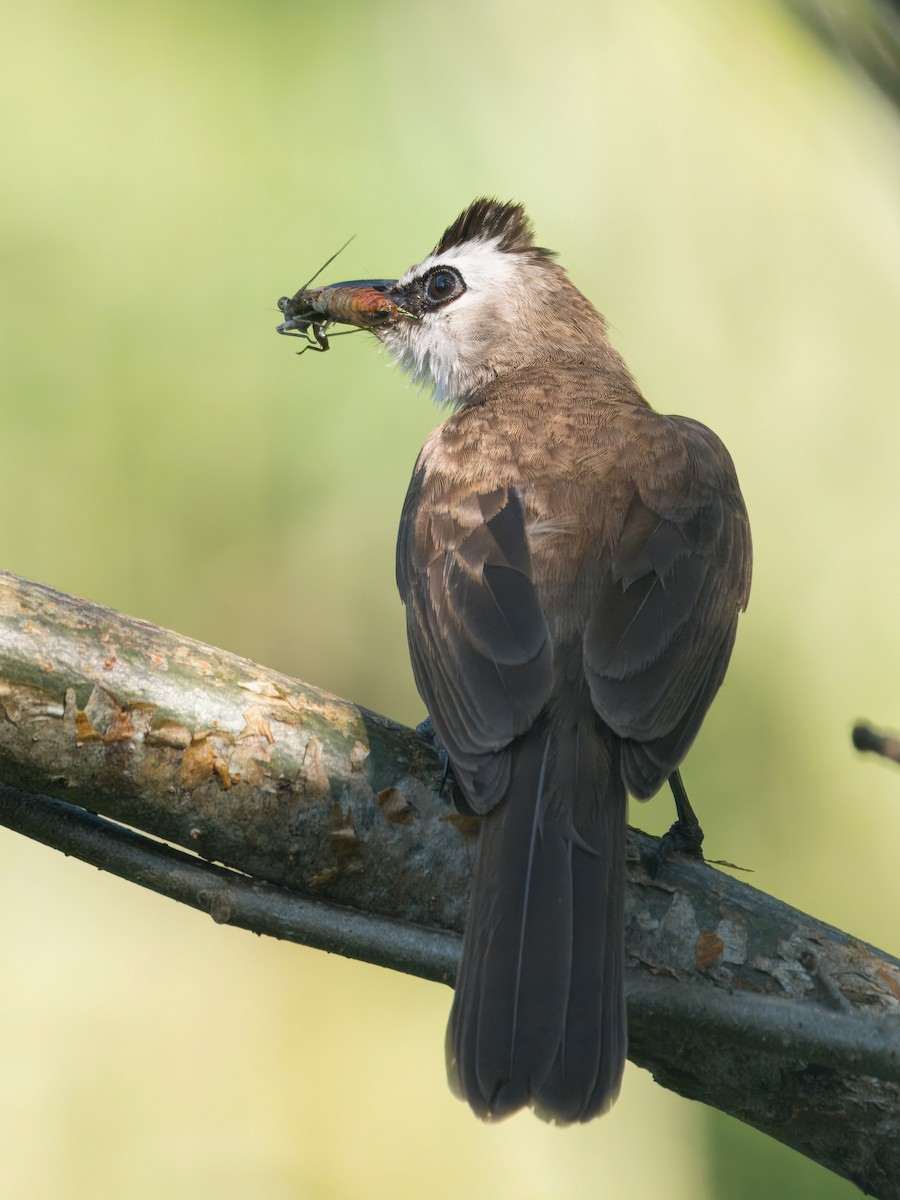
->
xmin=400 ymin=413 xmax=751 ymax=810
xmin=398 ymin=469 xmax=553 ymax=813
xmin=585 ymin=417 xmax=751 ymax=797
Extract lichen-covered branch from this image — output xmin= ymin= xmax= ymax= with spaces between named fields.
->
xmin=1 ymin=570 xmax=898 ymax=1196
xmin=0 ymin=568 xmax=472 ymax=930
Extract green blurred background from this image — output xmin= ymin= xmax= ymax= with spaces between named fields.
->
xmin=1 ymin=0 xmax=898 ymax=1196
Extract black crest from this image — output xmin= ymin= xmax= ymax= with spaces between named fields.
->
xmin=433 ymin=198 xmax=555 ymax=259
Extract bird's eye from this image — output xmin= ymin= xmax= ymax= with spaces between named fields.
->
xmin=425 ymin=267 xmax=464 ymax=305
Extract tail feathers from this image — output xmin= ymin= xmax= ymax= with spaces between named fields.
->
xmin=447 ymin=716 xmax=627 ymax=1123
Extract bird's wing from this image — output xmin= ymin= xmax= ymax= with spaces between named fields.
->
xmin=397 ymin=466 xmax=554 ymax=813
xmin=583 ymin=415 xmax=752 ymax=797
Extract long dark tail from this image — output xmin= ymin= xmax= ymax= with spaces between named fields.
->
xmin=446 ymin=712 xmax=627 ymax=1123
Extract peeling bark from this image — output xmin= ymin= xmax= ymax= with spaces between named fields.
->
xmin=1 ymin=570 xmax=899 ymax=1196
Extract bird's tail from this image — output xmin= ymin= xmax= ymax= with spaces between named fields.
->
xmin=446 ymin=712 xmax=627 ymax=1123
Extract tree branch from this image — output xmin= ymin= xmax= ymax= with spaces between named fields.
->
xmin=1 ymin=569 xmax=898 ymax=1196
xmin=0 ymin=779 xmax=460 ymax=983
xmin=853 ymin=719 xmax=900 ymax=766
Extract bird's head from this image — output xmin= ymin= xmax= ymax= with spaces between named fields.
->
xmin=277 ymin=199 xmax=615 ymax=405
xmin=376 ymin=199 xmax=611 ymax=404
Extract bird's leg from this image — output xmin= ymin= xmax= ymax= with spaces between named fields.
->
xmin=667 ymin=768 xmax=704 ymax=854
xmin=647 ymin=769 xmax=705 ymax=877
xmin=416 ymin=716 xmax=474 ymax=815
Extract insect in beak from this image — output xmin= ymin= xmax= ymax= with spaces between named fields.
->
xmin=276 ymin=241 xmax=415 ymax=355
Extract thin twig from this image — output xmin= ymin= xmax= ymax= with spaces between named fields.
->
xmin=853 ymin=720 xmax=900 ymax=765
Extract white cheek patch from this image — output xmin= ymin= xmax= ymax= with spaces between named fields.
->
xmin=383 ymin=237 xmax=529 ymax=403
xmin=381 ymin=320 xmax=464 ymax=407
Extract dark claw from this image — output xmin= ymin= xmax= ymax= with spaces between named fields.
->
xmin=416 ymin=716 xmax=473 ymax=815
xmin=645 ymin=768 xmax=705 ymax=878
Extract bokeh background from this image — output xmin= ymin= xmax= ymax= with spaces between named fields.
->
xmin=2 ymin=1 xmax=899 ymax=1196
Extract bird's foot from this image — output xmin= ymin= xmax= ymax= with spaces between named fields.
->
xmin=646 ymin=815 xmax=705 ymax=879
xmin=646 ymin=769 xmax=705 ymax=877
xmin=415 ymin=716 xmax=474 ymax=816
xmin=662 ymin=811 xmax=705 ymax=859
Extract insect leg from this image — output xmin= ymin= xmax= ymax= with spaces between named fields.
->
xmin=291 ymin=323 xmax=330 ymax=356
xmin=312 ymin=322 xmax=330 ymax=351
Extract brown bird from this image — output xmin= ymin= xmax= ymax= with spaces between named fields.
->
xmin=280 ymin=198 xmax=751 ymax=1123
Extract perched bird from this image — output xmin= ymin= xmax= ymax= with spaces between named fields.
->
xmin=279 ymin=198 xmax=751 ymax=1123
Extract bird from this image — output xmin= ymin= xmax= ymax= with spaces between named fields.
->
xmin=281 ymin=198 xmax=751 ymax=1124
